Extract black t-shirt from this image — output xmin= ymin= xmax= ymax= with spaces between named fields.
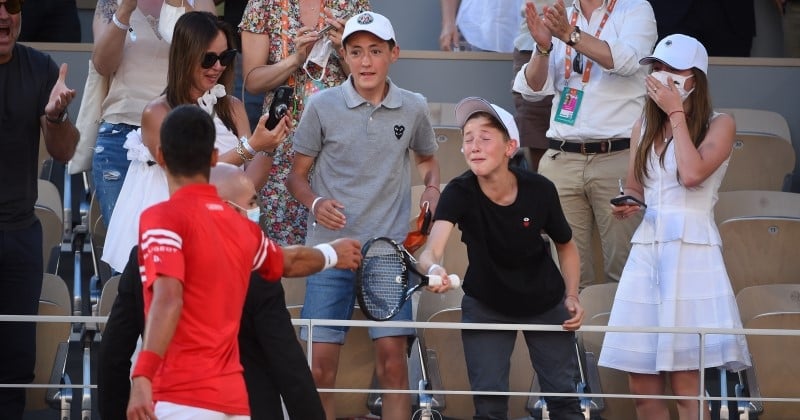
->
xmin=435 ymin=167 xmax=572 ymax=316
xmin=0 ymin=44 xmax=58 ymax=229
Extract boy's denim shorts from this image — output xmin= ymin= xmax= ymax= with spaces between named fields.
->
xmin=299 ymin=268 xmax=414 ymax=344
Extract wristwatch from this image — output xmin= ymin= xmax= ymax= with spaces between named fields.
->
xmin=566 ymin=26 xmax=581 ymax=47
xmin=46 ymin=110 xmax=68 ymax=124
xmin=535 ymin=42 xmax=554 ymax=56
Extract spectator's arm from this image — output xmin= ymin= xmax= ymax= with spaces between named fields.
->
xmin=91 ymin=0 xmax=133 ymax=77
xmin=439 ymin=0 xmax=460 ymax=50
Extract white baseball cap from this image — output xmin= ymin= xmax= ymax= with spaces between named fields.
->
xmin=342 ymin=11 xmax=395 ymax=45
xmin=455 ymin=97 xmax=520 ymax=150
xmin=639 ymin=34 xmax=708 ymax=74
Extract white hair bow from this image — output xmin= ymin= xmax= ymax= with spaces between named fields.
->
xmin=197 ymin=84 xmax=226 ymax=115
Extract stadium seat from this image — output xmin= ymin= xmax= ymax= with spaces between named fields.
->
xmin=28 ymin=273 xmax=73 ymax=417
xmin=717 ymin=108 xmax=791 ymax=141
xmin=420 ymin=308 xmax=534 ymax=419
xmin=411 ymin=127 xmax=468 ymax=187
xmin=735 ymin=284 xmax=800 ymax=419
xmin=287 ymin=305 xmax=376 ymax=417
xmin=282 ymin=277 xmax=307 ymax=307
xmin=37 ymin=179 xmax=64 ymax=220
xmin=719 ymin=133 xmax=795 ymax=192
xmin=715 ymin=190 xmax=800 ymax=225
xmin=35 ymin=205 xmax=63 ymax=272
xmin=720 ymin=217 xmax=800 ymax=294
xmin=427 ymin=102 xmax=458 ymax=127
xmin=576 ymin=283 xmax=639 ymax=419
xmin=715 ymin=109 xmax=794 ymax=192
xmin=97 ymin=274 xmax=120 ymax=334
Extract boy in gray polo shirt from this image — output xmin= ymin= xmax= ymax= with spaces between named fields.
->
xmin=287 ymin=11 xmax=441 ymax=420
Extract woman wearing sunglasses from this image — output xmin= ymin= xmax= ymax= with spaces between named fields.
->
xmin=101 ymin=11 xmax=290 ymax=274
xmin=99 ymin=12 xmax=290 ymax=418
xmin=91 ymin=0 xmax=217 ymax=232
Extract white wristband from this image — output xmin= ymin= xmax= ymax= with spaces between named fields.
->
xmin=427 ymin=264 xmax=443 ymax=276
xmin=310 ymin=196 xmax=324 ymax=216
xmin=112 ymin=13 xmax=131 ymax=31
xmin=314 ymin=243 xmax=338 ymax=270
xmin=240 ymin=136 xmax=257 ymax=156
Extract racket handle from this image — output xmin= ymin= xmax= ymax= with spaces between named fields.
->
xmin=427 ymin=274 xmax=462 ymax=289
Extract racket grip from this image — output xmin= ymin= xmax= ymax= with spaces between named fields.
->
xmin=427 ymin=274 xmax=462 ymax=289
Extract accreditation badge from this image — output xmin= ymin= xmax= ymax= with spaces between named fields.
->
xmin=553 ymin=87 xmax=583 ymax=126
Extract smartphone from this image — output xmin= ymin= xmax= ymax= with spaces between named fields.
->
xmin=317 ymin=23 xmax=336 ymax=36
xmin=265 ymin=86 xmax=293 ymax=130
xmin=610 ymin=195 xmax=647 ymax=208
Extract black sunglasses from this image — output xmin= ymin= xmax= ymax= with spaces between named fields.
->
xmin=1 ymin=0 xmax=24 ymax=14
xmin=201 ymin=49 xmax=237 ymax=69
xmin=573 ymin=52 xmax=584 ymax=74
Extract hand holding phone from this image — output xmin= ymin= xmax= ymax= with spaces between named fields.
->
xmin=265 ymin=86 xmax=294 ymax=130
xmin=610 ymin=195 xmax=647 ymax=208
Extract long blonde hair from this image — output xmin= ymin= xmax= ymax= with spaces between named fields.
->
xmin=633 ymin=68 xmax=712 ymax=185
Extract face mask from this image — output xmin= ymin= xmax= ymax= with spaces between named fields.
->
xmin=302 ymin=37 xmax=334 ymax=82
xmin=228 ymin=200 xmax=261 ymax=223
xmin=158 ymin=0 xmax=185 ymax=44
xmin=245 ymin=206 xmax=261 ymax=224
xmin=651 ymin=70 xmax=694 ymax=101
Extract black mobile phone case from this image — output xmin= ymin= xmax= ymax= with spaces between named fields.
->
xmin=265 ymin=86 xmax=294 ymax=129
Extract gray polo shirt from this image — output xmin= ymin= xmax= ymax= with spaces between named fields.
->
xmin=293 ymin=77 xmax=438 ymax=246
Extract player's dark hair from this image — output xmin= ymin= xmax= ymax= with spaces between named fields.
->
xmin=160 ymin=105 xmax=216 ymax=178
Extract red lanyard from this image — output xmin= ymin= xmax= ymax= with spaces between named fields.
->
xmin=563 ymin=0 xmax=617 ymax=83
xmin=281 ymin=0 xmax=326 ymax=88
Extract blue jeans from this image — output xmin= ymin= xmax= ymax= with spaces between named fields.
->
xmin=92 ymin=122 xmax=138 ymax=226
xmin=0 ymin=221 xmax=43 ymax=419
xmin=299 ymin=268 xmax=414 ymax=343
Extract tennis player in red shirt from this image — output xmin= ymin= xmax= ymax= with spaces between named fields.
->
xmin=126 ymin=104 xmax=361 ymax=419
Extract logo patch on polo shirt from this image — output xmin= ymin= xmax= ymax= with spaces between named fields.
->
xmin=394 ymin=124 xmax=405 ymax=139
xmin=523 ymin=217 xmax=531 ymax=228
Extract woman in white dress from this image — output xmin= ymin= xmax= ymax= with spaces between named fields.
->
xmin=102 ymin=11 xmax=290 ymax=272
xmin=598 ymin=34 xmax=750 ymax=419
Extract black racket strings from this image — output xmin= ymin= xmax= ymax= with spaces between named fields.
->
xmin=361 ymin=246 xmax=408 ymax=318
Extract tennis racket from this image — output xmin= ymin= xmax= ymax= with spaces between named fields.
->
xmin=356 ymin=237 xmax=461 ymax=321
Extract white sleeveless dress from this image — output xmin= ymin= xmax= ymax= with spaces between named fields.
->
xmin=598 ymin=115 xmax=751 ymax=374
xmin=101 ymin=115 xmax=240 ymax=272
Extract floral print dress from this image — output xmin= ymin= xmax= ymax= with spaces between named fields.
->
xmin=240 ymin=0 xmax=370 ymax=245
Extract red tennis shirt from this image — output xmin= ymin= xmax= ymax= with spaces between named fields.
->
xmin=137 ymin=184 xmax=284 ymax=414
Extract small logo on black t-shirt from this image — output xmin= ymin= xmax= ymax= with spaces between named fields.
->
xmin=394 ymin=124 xmax=405 ymax=139
xmin=523 ymin=217 xmax=531 ymax=228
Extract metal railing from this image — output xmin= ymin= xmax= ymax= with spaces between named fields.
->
xmin=4 ymin=314 xmax=800 ymax=419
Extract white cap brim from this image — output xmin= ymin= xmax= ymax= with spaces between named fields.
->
xmin=455 ymin=97 xmax=520 ymax=151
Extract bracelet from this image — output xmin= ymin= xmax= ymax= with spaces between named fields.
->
xmin=566 ymin=294 xmax=580 ymax=302
xmin=260 ymin=149 xmax=277 ymax=158
xmin=310 ymin=196 xmax=324 ymax=216
xmin=668 ymin=110 xmax=685 ymax=119
xmin=235 ymin=142 xmax=254 ymax=162
xmin=46 ymin=110 xmax=68 ymax=124
xmin=131 ymin=350 xmax=162 ymax=381
xmin=425 ymin=185 xmax=440 ymax=194
xmin=314 ymin=243 xmax=338 ymax=270
xmin=427 ymin=263 xmax=443 ymax=276
xmin=112 ymin=13 xmax=131 ymax=31
xmin=240 ymin=136 xmax=257 ymax=156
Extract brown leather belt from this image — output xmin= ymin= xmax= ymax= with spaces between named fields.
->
xmin=548 ymin=138 xmax=631 ymax=154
